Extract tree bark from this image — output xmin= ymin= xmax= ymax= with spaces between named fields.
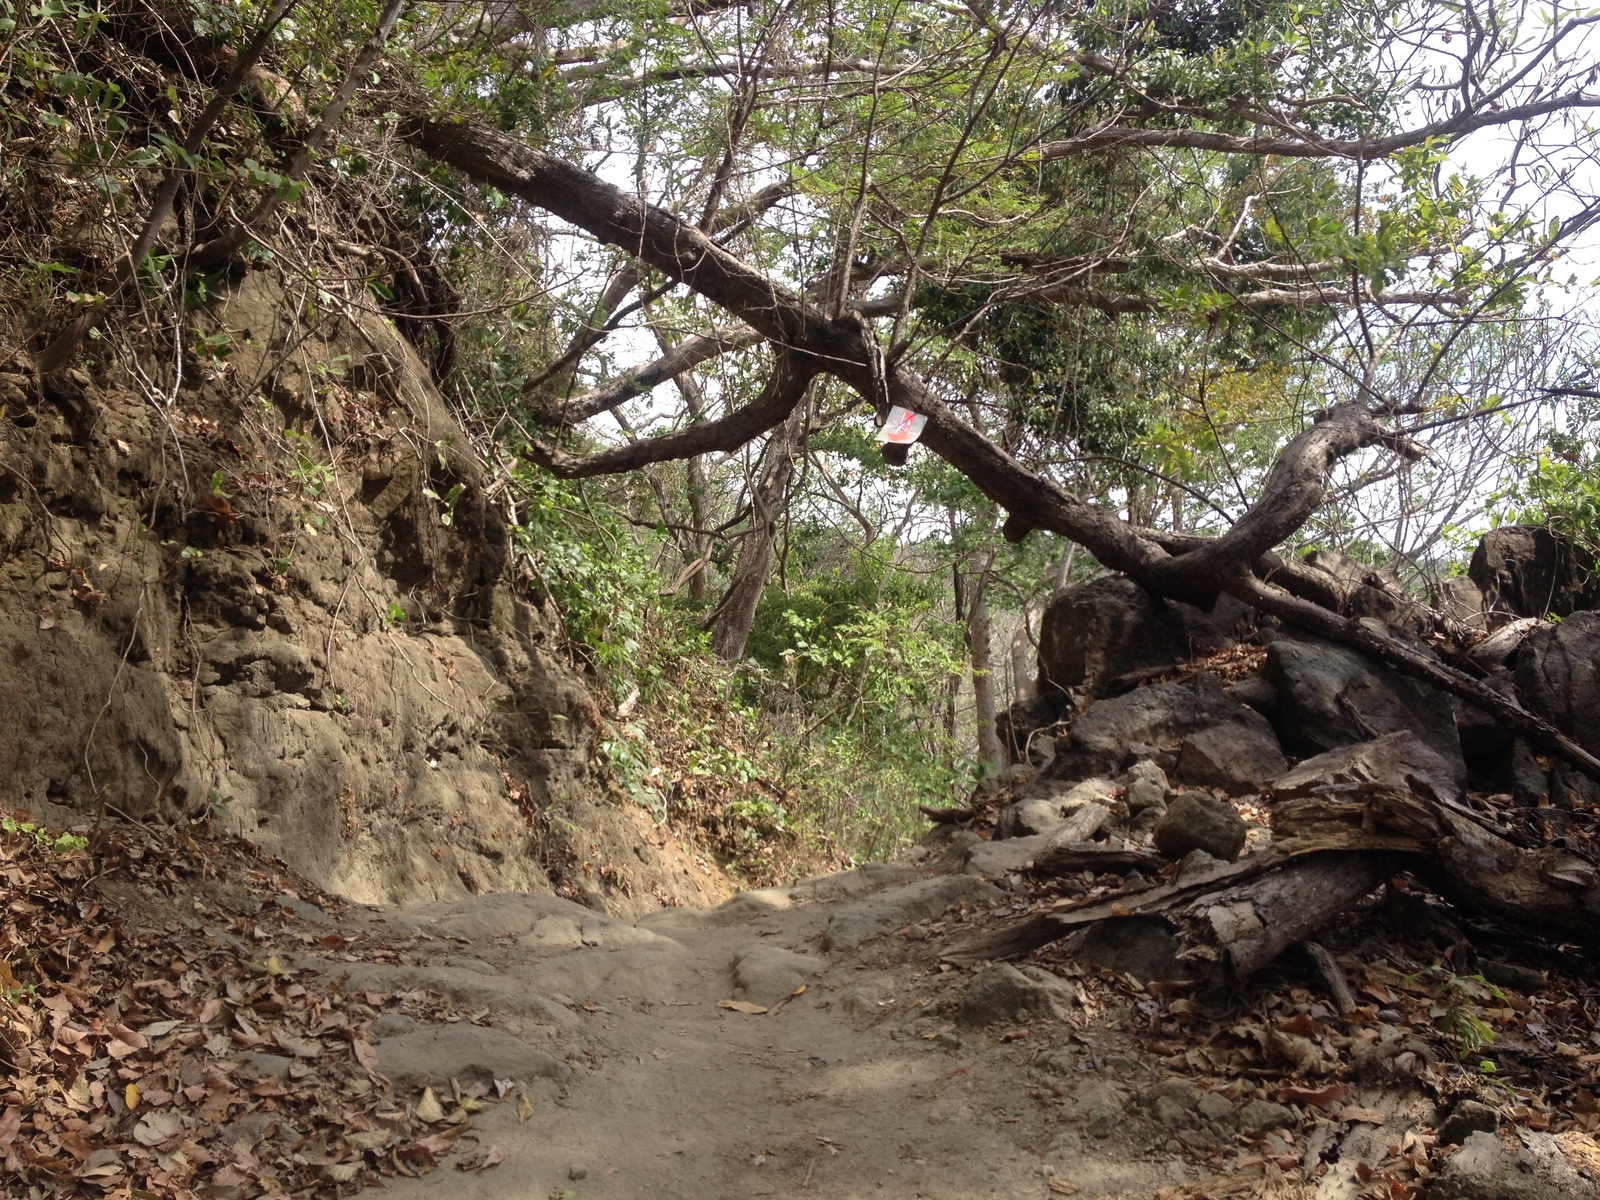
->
xmin=966 ymin=553 xmax=1004 ymax=775
xmin=710 ymin=390 xmax=808 ymax=661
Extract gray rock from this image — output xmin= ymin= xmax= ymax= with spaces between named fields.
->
xmin=375 ymin=1022 xmax=572 ymax=1092
xmin=963 ymin=834 xmax=1050 ymax=878
xmin=1071 ymin=916 xmax=1182 ymax=984
xmin=274 ymin=896 xmax=330 ymax=923
xmin=957 ymin=963 xmax=1076 ymax=1027
xmin=1140 ymin=1079 xmax=1204 ymax=1128
xmin=1121 ymin=760 xmax=1170 ymax=814
xmin=1037 ymin=577 xmax=1190 ymax=701
xmin=1430 ymin=1131 xmax=1591 ymax=1200
xmin=1265 ymin=631 xmax=1466 ymax=781
xmin=1176 ymin=848 xmax=1221 ymax=881
xmin=1517 ymin=612 xmax=1600 ymax=759
xmin=1051 ymin=673 xmax=1249 ymax=779
xmin=1236 ymin=1100 xmax=1296 ymax=1132
xmin=1470 ymin=526 xmax=1599 ymax=622
xmin=1227 ymin=676 xmax=1279 ymax=719
xmin=1272 ymin=730 xmax=1463 ymax=803
xmin=398 ymin=891 xmax=635 ymax=943
xmin=1438 ymin=1099 xmax=1499 ymax=1146
xmin=1175 ymin=710 xmax=1289 ymax=794
xmin=1152 ymin=793 xmax=1247 ymax=862
xmin=1196 ymin=1092 xmax=1234 ymax=1123
xmin=1438 ymin=575 xmax=1490 ymax=631
xmin=567 ymin=1164 xmax=588 ymax=1180
xmin=994 ymin=797 xmax=1076 ymax=840
xmin=732 ymin=945 xmax=824 ymax=1007
xmin=820 ymin=876 xmax=1001 ymax=951
xmin=1058 ymin=1079 xmax=1128 ymax=1135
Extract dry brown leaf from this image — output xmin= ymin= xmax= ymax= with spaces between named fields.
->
xmin=717 ymin=999 xmax=768 ymax=1015
xmin=415 ymin=1087 xmax=446 ymax=1123
xmin=516 ymin=1092 xmax=533 ymax=1123
xmin=457 ymin=1143 xmax=505 ymax=1172
xmin=125 ymin=1083 xmax=140 ymax=1110
xmin=1340 ymin=1106 xmax=1389 ymax=1125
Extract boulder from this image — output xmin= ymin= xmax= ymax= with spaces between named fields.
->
xmin=1272 ymin=731 xmax=1464 ymax=804
xmin=1152 ymin=793 xmax=1248 ymax=862
xmin=1265 ymin=630 xmax=1466 ymax=782
xmin=1516 ymin=611 xmax=1600 ymax=757
xmin=1467 ymin=617 xmax=1542 ymax=672
xmin=819 ymin=876 xmax=1001 ymax=951
xmin=1049 ymin=672 xmax=1247 ymax=779
xmin=957 ymin=963 xmax=1076 ymax=1027
xmin=1174 ymin=709 xmax=1289 ymax=794
xmin=1037 ymin=577 xmax=1190 ymax=700
xmin=1297 ymin=549 xmax=1433 ymax=635
xmin=1470 ymin=525 xmax=1598 ymax=622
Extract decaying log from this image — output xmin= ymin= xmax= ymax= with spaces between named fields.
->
xmin=945 ymin=786 xmax=1600 ymax=985
xmin=1031 ymin=842 xmax=1167 ymax=876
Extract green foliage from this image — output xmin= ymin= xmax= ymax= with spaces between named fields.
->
xmin=1 ymin=814 xmax=88 ymax=855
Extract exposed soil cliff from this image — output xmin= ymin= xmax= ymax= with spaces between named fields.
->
xmin=0 ymin=262 xmax=729 ymax=913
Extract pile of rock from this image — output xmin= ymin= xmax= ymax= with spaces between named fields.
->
xmin=996 ymin=529 xmax=1600 ymax=846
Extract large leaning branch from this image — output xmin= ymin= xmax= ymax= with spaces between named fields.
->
xmin=530 ymin=326 xmax=759 ymax=426
xmin=405 ymin=114 xmax=1600 ymax=782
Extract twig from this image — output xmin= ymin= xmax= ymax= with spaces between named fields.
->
xmin=1303 ymin=940 xmax=1359 ymax=1016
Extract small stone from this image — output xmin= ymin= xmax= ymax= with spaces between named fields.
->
xmin=957 ymin=963 xmax=1076 ymax=1027
xmin=1236 ymin=1100 xmax=1296 ymax=1132
xmin=935 ymin=1031 xmax=961 ymax=1051
xmin=1153 ymin=793 xmax=1248 ymax=862
xmin=568 ymin=1164 xmax=588 ymax=1180
xmin=1122 ymin=760 xmax=1170 ymax=814
xmin=1196 ymin=1093 xmax=1234 ymax=1122
xmin=1438 ymin=1099 xmax=1499 ymax=1146
xmin=1176 ymin=848 xmax=1221 ymax=881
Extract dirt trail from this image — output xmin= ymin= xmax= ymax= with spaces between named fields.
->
xmin=302 ymin=857 xmax=1179 ymax=1200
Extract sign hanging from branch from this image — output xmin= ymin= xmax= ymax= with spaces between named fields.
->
xmin=876 ymin=406 xmax=928 ymax=445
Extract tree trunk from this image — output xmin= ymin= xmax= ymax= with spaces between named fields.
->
xmin=710 ymin=396 xmax=807 ymax=661
xmin=966 ymin=555 xmax=1004 ymax=775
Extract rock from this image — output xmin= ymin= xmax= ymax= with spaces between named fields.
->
xmin=1037 ymin=577 xmax=1191 ymax=700
xmin=1438 ymin=1099 xmax=1499 ymax=1146
xmin=1430 ymin=1130 xmax=1590 ymax=1200
xmin=274 ymin=896 xmax=330 ymax=923
xmin=1152 ymin=793 xmax=1247 ymax=862
xmin=567 ymin=1164 xmax=588 ymax=1180
xmin=963 ymin=834 xmax=1051 ymax=878
xmin=1070 ymin=916 xmax=1182 ymax=983
xmin=1227 ymin=676 xmax=1279 ymax=718
xmin=1138 ymin=1079 xmax=1203 ymax=1130
xmin=997 ymin=693 xmax=1070 ymax=764
xmin=375 ymin=1022 xmax=571 ymax=1093
xmin=1196 ymin=1092 xmax=1234 ymax=1123
xmin=1236 ymin=1100 xmax=1296 ymax=1132
xmin=1051 ymin=673 xmax=1248 ymax=779
xmin=1470 ymin=526 xmax=1599 ymax=622
xmin=1121 ymin=760 xmax=1169 ymax=815
xmin=995 ymin=797 xmax=1075 ymax=840
xmin=819 ymin=876 xmax=1001 ymax=951
xmin=1437 ymin=575 xmax=1489 ymax=631
xmin=1042 ymin=803 xmax=1112 ymax=849
xmin=732 ymin=945 xmax=824 ymax=1007
xmin=1265 ymin=630 xmax=1466 ymax=781
xmin=996 ymin=779 xmax=1117 ymax=840
xmin=1174 ymin=709 xmax=1288 ymax=794
xmin=957 ymin=963 xmax=1076 ymax=1027
xmin=1271 ymin=730 xmax=1464 ymax=803
xmin=1176 ymin=848 xmax=1221 ymax=881
xmin=1516 ymin=612 xmax=1600 ymax=758
xmin=1058 ymin=1079 xmax=1128 ymax=1135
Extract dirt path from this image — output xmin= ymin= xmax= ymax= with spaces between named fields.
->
xmin=297 ymin=860 xmax=1178 ymax=1200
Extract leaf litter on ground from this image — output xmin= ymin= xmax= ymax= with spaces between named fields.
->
xmin=0 ymin=805 xmax=512 ymax=1198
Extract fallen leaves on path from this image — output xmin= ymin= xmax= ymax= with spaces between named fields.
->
xmin=0 ymin=807 xmax=502 ymax=1198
